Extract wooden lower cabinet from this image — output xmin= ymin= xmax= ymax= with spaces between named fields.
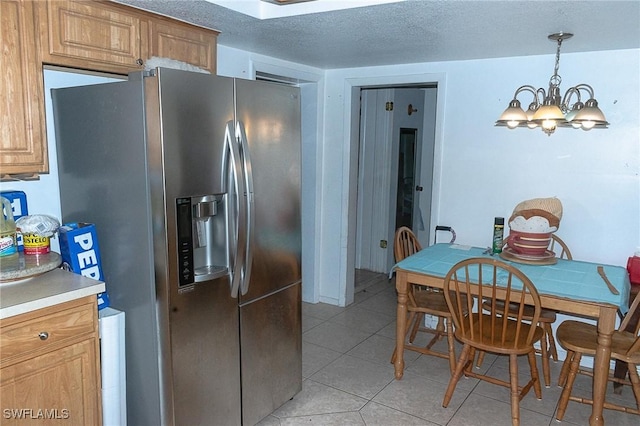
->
xmin=0 ymin=296 xmax=102 ymax=425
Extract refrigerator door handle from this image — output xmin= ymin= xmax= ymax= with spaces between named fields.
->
xmin=236 ymin=121 xmax=254 ymax=296
xmin=225 ymin=121 xmax=247 ymax=298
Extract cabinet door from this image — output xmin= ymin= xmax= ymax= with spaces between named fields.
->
xmin=149 ymin=20 xmax=217 ymax=73
xmin=0 ymin=339 xmax=101 ymax=425
xmin=39 ymin=0 xmax=148 ymax=74
xmin=0 ymin=0 xmax=48 ymax=177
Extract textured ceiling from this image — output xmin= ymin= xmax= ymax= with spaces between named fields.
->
xmin=116 ymin=0 xmax=640 ymax=69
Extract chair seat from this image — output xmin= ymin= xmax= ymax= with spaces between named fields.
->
xmin=413 ymin=289 xmax=450 ymax=314
xmin=479 ymin=298 xmax=559 ymax=387
xmin=413 ymin=288 xmax=469 ymax=316
xmin=557 ymin=320 xmax=640 ymax=364
xmin=482 ymin=300 xmax=556 ymax=323
xmin=456 ymin=313 xmax=544 ymax=355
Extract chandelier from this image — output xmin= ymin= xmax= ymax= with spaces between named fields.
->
xmin=496 ymin=32 xmax=608 ymax=136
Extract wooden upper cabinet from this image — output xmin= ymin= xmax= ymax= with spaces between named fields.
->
xmin=37 ymin=0 xmax=148 ymax=74
xmin=0 ymin=0 xmax=48 ymax=177
xmin=37 ymin=1 xmax=218 ymax=74
xmin=149 ymin=19 xmax=218 ymax=74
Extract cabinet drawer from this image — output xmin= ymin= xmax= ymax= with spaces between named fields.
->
xmin=0 ymin=302 xmax=95 ymax=360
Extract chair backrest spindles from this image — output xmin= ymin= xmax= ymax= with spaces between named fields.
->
xmin=444 ymin=258 xmax=542 ymax=350
xmin=394 ymin=226 xmax=422 ymax=262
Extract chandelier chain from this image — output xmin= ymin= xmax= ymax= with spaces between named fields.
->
xmin=550 ymin=37 xmax=563 ymax=86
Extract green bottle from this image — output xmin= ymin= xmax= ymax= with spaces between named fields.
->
xmin=492 ymin=217 xmax=504 ymax=254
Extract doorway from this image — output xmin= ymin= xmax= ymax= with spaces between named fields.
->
xmin=354 ymin=86 xmax=437 ymax=275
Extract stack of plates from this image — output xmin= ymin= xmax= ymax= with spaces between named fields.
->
xmin=499 ymin=246 xmax=557 ymax=265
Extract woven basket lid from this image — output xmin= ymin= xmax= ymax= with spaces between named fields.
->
xmin=508 ymin=197 xmax=563 ymax=229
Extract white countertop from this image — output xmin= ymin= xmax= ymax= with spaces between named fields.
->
xmin=0 ymin=268 xmax=105 ymax=319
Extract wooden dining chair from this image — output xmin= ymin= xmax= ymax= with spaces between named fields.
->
xmin=390 ymin=226 xmax=458 ymax=374
xmin=476 ymin=233 xmax=572 ymax=387
xmin=548 ymin=233 xmax=572 ymax=261
xmin=442 ymin=258 xmax=544 ymax=426
xmin=554 ymin=288 xmax=640 ymax=420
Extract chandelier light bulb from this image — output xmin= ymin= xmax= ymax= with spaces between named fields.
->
xmin=564 ymin=101 xmax=583 ymax=122
xmin=572 ymin=98 xmax=608 ymax=129
xmin=496 ymin=99 xmax=527 ymax=128
xmin=532 ymin=104 xmax=564 ymax=122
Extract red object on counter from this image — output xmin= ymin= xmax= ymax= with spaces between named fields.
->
xmin=627 ymin=255 xmax=640 ymax=285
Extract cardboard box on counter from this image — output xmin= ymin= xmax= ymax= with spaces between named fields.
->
xmin=59 ymin=222 xmax=109 ymax=309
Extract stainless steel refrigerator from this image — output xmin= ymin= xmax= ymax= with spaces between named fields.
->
xmin=52 ymin=68 xmax=302 ymax=426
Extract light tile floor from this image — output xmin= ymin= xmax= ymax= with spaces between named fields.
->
xmin=258 ymin=270 xmax=639 ymax=425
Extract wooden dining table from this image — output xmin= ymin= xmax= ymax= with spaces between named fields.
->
xmin=393 ymin=243 xmax=631 ymax=426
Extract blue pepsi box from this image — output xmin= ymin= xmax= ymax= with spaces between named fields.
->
xmin=0 ymin=190 xmax=28 ymax=251
xmin=59 ymin=222 xmax=110 ymax=310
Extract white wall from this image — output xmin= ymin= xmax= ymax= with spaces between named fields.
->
xmin=319 ymin=49 xmax=640 ymax=306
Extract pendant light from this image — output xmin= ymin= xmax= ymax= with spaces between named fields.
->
xmin=496 ymin=32 xmax=609 ymax=136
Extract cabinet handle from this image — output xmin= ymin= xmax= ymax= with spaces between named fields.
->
xmin=38 ymin=331 xmax=49 ymax=341
xmin=136 ymin=58 xmax=144 ymax=66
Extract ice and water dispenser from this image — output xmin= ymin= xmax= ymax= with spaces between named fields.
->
xmin=176 ymin=194 xmax=228 ymax=286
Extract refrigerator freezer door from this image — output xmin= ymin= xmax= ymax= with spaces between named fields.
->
xmin=149 ymin=69 xmax=244 ymax=424
xmin=153 ymin=68 xmax=233 ymax=198
xmin=240 ymin=282 xmax=302 ymax=425
xmin=169 ymin=275 xmax=241 ymax=425
xmin=234 ymin=79 xmax=302 ymax=304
